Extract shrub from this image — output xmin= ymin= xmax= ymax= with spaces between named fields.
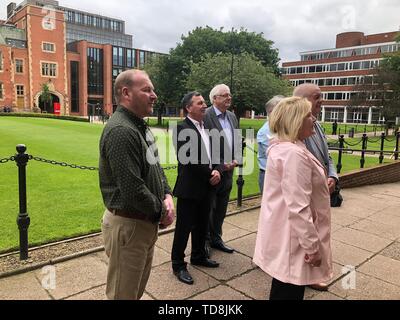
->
xmin=0 ymin=112 xmax=89 ymax=122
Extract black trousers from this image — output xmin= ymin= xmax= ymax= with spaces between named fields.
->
xmin=269 ymin=278 xmax=305 ymax=300
xmin=171 ymin=196 xmax=212 ymax=272
xmin=208 ymin=172 xmax=232 ymax=243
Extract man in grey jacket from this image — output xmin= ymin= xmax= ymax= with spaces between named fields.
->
xmin=293 ymin=83 xmax=338 ymax=292
xmin=204 ymin=84 xmax=240 ymax=254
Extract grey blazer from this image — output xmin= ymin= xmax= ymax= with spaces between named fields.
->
xmin=204 ymin=106 xmax=240 ymax=166
xmin=304 ymin=121 xmax=338 ymax=180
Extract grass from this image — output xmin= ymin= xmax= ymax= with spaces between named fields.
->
xmin=0 ymin=116 xmax=394 ymax=252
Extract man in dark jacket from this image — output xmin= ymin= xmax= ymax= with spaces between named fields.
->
xmin=171 ymin=91 xmax=223 ymax=285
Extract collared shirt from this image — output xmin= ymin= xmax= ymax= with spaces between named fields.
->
xmin=213 ymin=105 xmax=233 ymax=150
xmin=187 ymin=116 xmax=211 ymax=168
xmin=256 ymin=120 xmax=273 ymax=171
xmin=98 ymin=105 xmax=171 ymax=223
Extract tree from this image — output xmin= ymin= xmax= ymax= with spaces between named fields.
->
xmin=185 ymin=52 xmax=292 ymax=119
xmin=40 ymin=83 xmax=52 ymax=113
xmin=145 ymin=27 xmax=281 ymax=107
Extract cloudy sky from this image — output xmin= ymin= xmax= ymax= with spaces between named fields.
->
xmin=1 ymin=0 xmax=399 ymax=63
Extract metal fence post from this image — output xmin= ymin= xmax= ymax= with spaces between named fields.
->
xmin=337 ymin=135 xmax=344 ymax=174
xmin=395 ymin=131 xmax=400 ymax=161
xmin=360 ymin=134 xmax=367 ymax=168
xmin=236 ymin=137 xmax=245 ymax=207
xmin=15 ymin=144 xmax=30 ymax=260
xmin=379 ymin=132 xmax=385 ymax=164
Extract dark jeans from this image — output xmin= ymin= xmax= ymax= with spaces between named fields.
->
xmin=269 ymin=278 xmax=305 ymax=300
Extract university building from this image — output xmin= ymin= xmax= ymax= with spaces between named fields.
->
xmin=0 ymin=0 xmax=164 ymax=116
xmin=282 ymin=31 xmax=400 ymax=124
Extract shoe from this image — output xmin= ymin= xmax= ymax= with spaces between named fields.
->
xmin=173 ymin=268 xmax=194 ymax=285
xmin=210 ymin=240 xmax=234 ymax=253
xmin=309 ymin=282 xmax=329 ymax=291
xmin=191 ymin=258 xmax=220 ymax=268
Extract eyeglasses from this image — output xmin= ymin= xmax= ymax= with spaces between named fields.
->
xmin=216 ymin=93 xmax=232 ymax=98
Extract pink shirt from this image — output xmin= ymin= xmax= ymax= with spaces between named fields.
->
xmin=253 ymin=139 xmax=333 ymax=285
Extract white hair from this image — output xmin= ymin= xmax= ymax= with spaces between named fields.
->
xmin=209 ymin=84 xmax=230 ymax=105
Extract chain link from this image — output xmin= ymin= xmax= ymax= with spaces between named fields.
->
xmin=343 ymin=139 xmax=363 ymax=147
xmin=30 ymin=156 xmax=98 ymax=171
xmin=162 ymin=165 xmax=178 ymax=171
xmin=0 ymin=156 xmax=15 ymax=164
xmin=246 ymin=145 xmax=258 ymax=154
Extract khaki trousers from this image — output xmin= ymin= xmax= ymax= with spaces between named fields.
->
xmin=101 ymin=209 xmax=158 ymax=300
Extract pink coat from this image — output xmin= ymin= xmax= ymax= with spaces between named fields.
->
xmin=253 ymin=139 xmax=333 ymax=285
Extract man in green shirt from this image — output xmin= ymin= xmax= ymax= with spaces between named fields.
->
xmin=99 ymin=69 xmax=174 ymax=300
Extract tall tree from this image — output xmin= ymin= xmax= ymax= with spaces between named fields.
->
xmin=145 ymin=27 xmax=281 ymax=107
xmin=186 ymin=52 xmax=292 ymax=118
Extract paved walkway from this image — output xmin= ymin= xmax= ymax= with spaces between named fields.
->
xmin=0 ymin=182 xmax=400 ymax=300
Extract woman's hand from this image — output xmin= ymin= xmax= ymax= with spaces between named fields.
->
xmin=304 ymin=251 xmax=322 ymax=267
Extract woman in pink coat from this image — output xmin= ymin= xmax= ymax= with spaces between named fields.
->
xmin=253 ymin=97 xmax=333 ymax=300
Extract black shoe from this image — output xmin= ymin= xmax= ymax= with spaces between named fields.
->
xmin=173 ymin=268 xmax=194 ymax=285
xmin=210 ymin=241 xmax=234 ymax=253
xmin=191 ymin=258 xmax=220 ymax=268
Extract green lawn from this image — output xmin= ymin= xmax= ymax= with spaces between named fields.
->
xmin=0 ymin=117 xmax=393 ymax=252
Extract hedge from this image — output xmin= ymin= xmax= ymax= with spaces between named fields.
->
xmin=0 ymin=112 xmax=89 ymax=122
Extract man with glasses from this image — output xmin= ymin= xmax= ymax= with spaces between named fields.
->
xmin=204 ymin=84 xmax=240 ymax=255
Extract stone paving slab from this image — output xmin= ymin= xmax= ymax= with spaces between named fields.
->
xmin=226 ymin=268 xmax=271 ymax=300
xmin=35 ymin=255 xmax=107 ymax=300
xmin=365 ymin=211 xmax=400 ymax=229
xmin=329 ymin=272 xmax=400 ymax=300
xmin=145 ymin=263 xmax=219 ymax=300
xmin=358 ymin=254 xmax=400 ymax=287
xmin=66 ymin=285 xmax=107 ymax=300
xmin=195 ymin=251 xmax=256 ymax=282
xmin=330 ymin=210 xmax=361 ymax=227
xmin=381 ymin=241 xmax=400 ymax=261
xmin=331 ymin=239 xmax=375 ymax=267
xmin=225 ymin=209 xmax=260 ymax=232
xmin=349 ymin=218 xmax=400 ymax=241
xmin=332 ymin=227 xmax=392 ymax=253
xmin=0 ymin=272 xmax=50 ymax=300
xmin=190 ymin=285 xmax=251 ymax=300
xmin=227 ymin=234 xmax=257 ymax=258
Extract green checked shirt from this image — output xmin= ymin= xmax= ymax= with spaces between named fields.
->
xmin=99 ymin=105 xmax=171 ymax=223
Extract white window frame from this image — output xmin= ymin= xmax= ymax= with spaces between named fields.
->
xmin=15 ymin=59 xmax=24 ymax=74
xmin=41 ymin=61 xmax=58 ymax=78
xmin=42 ymin=42 xmax=56 ymax=53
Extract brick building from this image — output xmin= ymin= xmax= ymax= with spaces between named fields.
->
xmin=0 ymin=0 xmax=164 ymax=116
xmin=282 ymin=31 xmax=400 ymax=124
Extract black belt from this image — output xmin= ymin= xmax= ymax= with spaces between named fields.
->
xmin=260 ymin=169 xmax=265 ymax=172
xmin=108 ymin=208 xmax=150 ymax=222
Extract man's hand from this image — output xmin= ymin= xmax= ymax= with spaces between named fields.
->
xmin=159 ymin=194 xmax=175 ymax=229
xmin=223 ymin=160 xmax=239 ymax=172
xmin=304 ymin=251 xmax=322 ymax=267
xmin=209 ymin=170 xmax=221 ymax=186
xmin=327 ymin=177 xmax=336 ymax=194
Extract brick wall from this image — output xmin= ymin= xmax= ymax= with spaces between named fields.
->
xmin=340 ymin=161 xmax=400 ymax=188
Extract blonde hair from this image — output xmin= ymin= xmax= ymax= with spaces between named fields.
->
xmin=269 ymin=97 xmax=312 ymax=142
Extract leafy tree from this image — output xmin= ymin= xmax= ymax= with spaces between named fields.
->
xmin=145 ymin=26 xmax=281 ymax=108
xmin=186 ymin=52 xmax=292 ymax=118
xmin=40 ymin=83 xmax=52 ymax=113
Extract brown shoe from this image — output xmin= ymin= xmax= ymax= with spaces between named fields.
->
xmin=309 ymin=282 xmax=329 ymax=291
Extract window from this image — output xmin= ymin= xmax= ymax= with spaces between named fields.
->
xmin=337 ymin=63 xmax=345 ymax=71
xmin=325 ymin=79 xmax=333 ymax=86
xmin=42 ymin=42 xmax=55 ymax=52
xmin=41 ymin=62 xmax=57 ymax=77
xmin=15 ymin=59 xmax=23 ymax=73
xmin=0 ymin=82 xmax=3 ymax=99
xmin=16 ymin=85 xmax=24 ymax=96
xmin=0 ymin=51 xmax=3 ymax=71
